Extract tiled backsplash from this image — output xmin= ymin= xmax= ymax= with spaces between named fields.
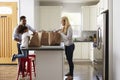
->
xmin=81 ymin=31 xmax=96 ymax=41
xmin=81 ymin=31 xmax=96 ymax=38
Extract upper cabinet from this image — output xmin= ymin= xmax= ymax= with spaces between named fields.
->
xmin=97 ymin=0 xmax=108 ymax=16
xmin=81 ymin=6 xmax=97 ymax=31
xmin=81 ymin=6 xmax=90 ymax=31
xmin=89 ymin=6 xmax=97 ymax=31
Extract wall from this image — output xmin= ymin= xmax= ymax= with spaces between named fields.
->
xmin=109 ymin=0 xmax=113 ymax=80
xmin=113 ymin=0 xmax=120 ymax=80
xmin=39 ymin=6 xmax=61 ymax=31
xmin=34 ymin=0 xmax=40 ymax=30
xmin=19 ymin=0 xmax=35 ymax=28
xmin=62 ymin=3 xmax=81 ymax=12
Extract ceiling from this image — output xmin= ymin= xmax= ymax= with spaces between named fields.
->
xmin=39 ymin=0 xmax=99 ymax=3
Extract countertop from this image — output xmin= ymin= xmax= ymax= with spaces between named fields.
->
xmin=74 ymin=40 xmax=93 ymax=42
xmin=21 ymin=43 xmax=64 ymax=51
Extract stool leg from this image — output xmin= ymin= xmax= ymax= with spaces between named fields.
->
xmin=27 ymin=59 xmax=32 ymax=80
xmin=21 ymin=61 xmax=25 ymax=78
xmin=17 ymin=60 xmax=22 ymax=80
xmin=17 ymin=65 xmax=20 ymax=80
xmin=33 ymin=60 xmax=36 ymax=77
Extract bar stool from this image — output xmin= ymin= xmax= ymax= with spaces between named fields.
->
xmin=17 ymin=54 xmax=36 ymax=80
xmin=28 ymin=54 xmax=36 ymax=77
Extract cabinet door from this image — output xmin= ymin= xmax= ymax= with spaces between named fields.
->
xmin=89 ymin=6 xmax=97 ymax=31
xmin=104 ymin=0 xmax=108 ymax=11
xmin=81 ymin=43 xmax=89 ymax=59
xmin=81 ymin=6 xmax=90 ymax=31
xmin=82 ymin=6 xmax=97 ymax=31
xmin=89 ymin=43 xmax=94 ymax=61
xmin=97 ymin=0 xmax=108 ymax=14
xmin=73 ymin=43 xmax=82 ymax=60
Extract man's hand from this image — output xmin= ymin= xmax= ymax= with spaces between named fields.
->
xmin=33 ymin=32 xmax=37 ymax=35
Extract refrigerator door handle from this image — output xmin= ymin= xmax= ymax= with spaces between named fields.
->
xmin=97 ymin=27 xmax=102 ymax=49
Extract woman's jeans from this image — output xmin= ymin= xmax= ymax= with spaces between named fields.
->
xmin=65 ymin=44 xmax=75 ymax=77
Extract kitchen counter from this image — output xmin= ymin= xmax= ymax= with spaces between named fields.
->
xmin=74 ymin=40 xmax=93 ymax=42
xmin=21 ymin=43 xmax=64 ymax=50
xmin=21 ymin=44 xmax=64 ymax=80
xmin=22 ymin=45 xmax=64 ymax=50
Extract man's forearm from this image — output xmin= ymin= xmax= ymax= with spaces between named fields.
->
xmin=14 ymin=38 xmax=21 ymax=42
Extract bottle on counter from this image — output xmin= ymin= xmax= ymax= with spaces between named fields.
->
xmin=93 ymin=34 xmax=97 ymax=42
xmin=93 ymin=34 xmax=97 ymax=47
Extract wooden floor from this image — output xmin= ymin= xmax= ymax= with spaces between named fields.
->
xmin=0 ymin=63 xmax=99 ymax=80
xmin=0 ymin=65 xmax=17 ymax=80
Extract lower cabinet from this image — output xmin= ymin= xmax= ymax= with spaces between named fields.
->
xmin=73 ymin=42 xmax=93 ymax=61
xmin=73 ymin=43 xmax=82 ymax=60
xmin=81 ymin=43 xmax=89 ymax=59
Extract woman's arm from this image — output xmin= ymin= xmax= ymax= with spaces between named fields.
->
xmin=60 ymin=27 xmax=72 ymax=41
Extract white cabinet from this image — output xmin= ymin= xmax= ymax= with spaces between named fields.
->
xmin=103 ymin=0 xmax=108 ymax=11
xmin=81 ymin=43 xmax=90 ymax=59
xmin=97 ymin=0 xmax=108 ymax=16
xmin=73 ymin=42 xmax=93 ymax=61
xmin=81 ymin=6 xmax=97 ymax=31
xmin=81 ymin=6 xmax=90 ymax=31
xmin=89 ymin=43 xmax=94 ymax=61
xmin=89 ymin=6 xmax=97 ymax=31
xmin=73 ymin=43 xmax=82 ymax=60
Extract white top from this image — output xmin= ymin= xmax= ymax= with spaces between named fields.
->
xmin=21 ymin=32 xmax=31 ymax=48
xmin=60 ymin=26 xmax=74 ymax=46
xmin=13 ymin=24 xmax=35 ymax=43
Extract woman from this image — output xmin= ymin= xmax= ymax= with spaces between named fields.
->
xmin=59 ymin=16 xmax=75 ymax=80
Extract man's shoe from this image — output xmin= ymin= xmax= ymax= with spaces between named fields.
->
xmin=12 ymin=54 xmax=16 ymax=62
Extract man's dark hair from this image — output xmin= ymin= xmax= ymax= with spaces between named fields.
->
xmin=20 ymin=16 xmax=26 ymax=21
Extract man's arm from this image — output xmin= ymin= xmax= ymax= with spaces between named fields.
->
xmin=12 ymin=27 xmax=21 ymax=43
xmin=14 ymin=38 xmax=21 ymax=42
xmin=26 ymin=24 xmax=36 ymax=33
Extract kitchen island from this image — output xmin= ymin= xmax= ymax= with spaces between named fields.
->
xmin=22 ymin=44 xmax=64 ymax=80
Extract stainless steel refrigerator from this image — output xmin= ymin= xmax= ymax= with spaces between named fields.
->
xmin=93 ymin=10 xmax=109 ymax=80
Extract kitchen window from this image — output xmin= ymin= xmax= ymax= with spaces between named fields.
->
xmin=62 ymin=12 xmax=82 ymax=38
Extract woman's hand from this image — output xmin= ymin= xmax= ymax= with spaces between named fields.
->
xmin=54 ymin=29 xmax=62 ymax=32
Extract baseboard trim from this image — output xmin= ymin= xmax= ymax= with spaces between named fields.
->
xmin=64 ymin=59 xmax=92 ymax=64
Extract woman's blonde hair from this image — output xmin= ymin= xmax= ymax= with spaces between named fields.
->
xmin=61 ymin=16 xmax=70 ymax=35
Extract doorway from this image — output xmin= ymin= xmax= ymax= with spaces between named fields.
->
xmin=0 ymin=2 xmax=18 ymax=64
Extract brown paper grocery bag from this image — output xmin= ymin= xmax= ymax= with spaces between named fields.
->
xmin=48 ymin=31 xmax=61 ymax=46
xmin=41 ymin=31 xmax=49 ymax=45
xmin=29 ymin=32 xmax=42 ymax=47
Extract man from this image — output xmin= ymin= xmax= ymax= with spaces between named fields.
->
xmin=12 ymin=16 xmax=36 ymax=74
xmin=13 ymin=16 xmax=36 ymax=56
